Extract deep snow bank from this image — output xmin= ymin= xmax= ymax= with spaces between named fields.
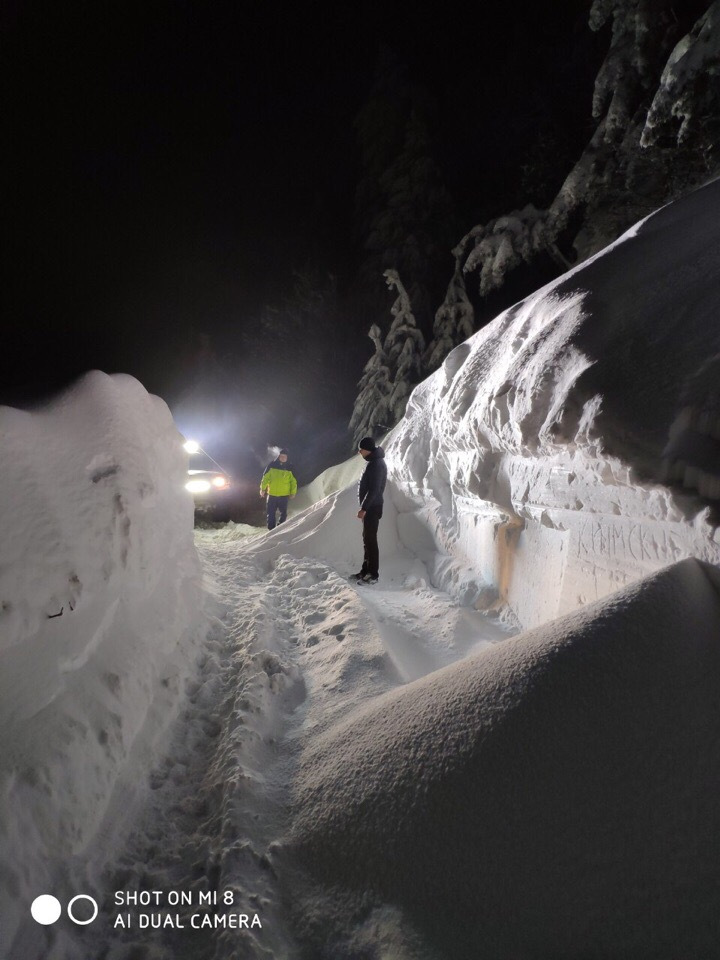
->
xmin=389 ymin=178 xmax=720 ymax=628
xmin=289 ymin=558 xmax=720 ymax=959
xmin=0 ymin=372 xmax=203 ymax=952
xmin=291 ymin=453 xmax=364 ymax=514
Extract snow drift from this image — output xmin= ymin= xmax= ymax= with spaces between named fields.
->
xmin=388 ymin=177 xmax=720 ymax=629
xmin=0 ymin=372 xmax=203 ymax=954
xmin=289 ymin=558 xmax=720 ymax=959
xmin=275 ymin=179 xmax=720 ymax=958
xmin=290 ymin=452 xmax=364 ymax=514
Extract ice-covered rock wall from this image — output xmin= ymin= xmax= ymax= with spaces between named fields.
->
xmin=388 ymin=178 xmax=720 ymax=629
xmin=0 ymin=372 xmax=203 ymax=952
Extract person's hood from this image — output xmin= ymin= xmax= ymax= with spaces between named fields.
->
xmin=270 ymin=459 xmax=294 ymax=470
xmin=366 ymin=446 xmax=385 ymax=461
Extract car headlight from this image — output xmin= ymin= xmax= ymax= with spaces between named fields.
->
xmin=212 ymin=476 xmax=228 ymax=488
xmin=186 ymin=479 xmax=211 ymax=493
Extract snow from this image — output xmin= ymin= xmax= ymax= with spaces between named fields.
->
xmin=3 ymin=180 xmax=720 ymax=959
xmin=288 ymin=558 xmax=720 ymax=959
xmin=389 ymin=176 xmax=720 ymax=630
xmin=424 ymin=257 xmax=475 ymax=373
xmin=0 ymin=371 xmax=205 ymax=956
xmin=459 ymin=3 xmax=720 ymax=297
xmin=349 ymin=271 xmax=426 ymax=446
xmin=643 ymin=0 xmax=720 ymax=146
xmin=290 ymin=452 xmax=364 ymax=513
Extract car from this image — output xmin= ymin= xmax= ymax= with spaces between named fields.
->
xmin=183 ymin=440 xmax=233 ymax=520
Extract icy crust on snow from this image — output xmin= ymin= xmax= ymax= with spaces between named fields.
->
xmin=289 ymin=559 xmax=720 ymax=959
xmin=388 ymin=178 xmax=720 ymax=629
xmin=0 ymin=372 xmax=203 ymax=955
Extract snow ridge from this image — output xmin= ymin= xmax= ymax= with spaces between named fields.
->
xmin=388 ymin=178 xmax=720 ymax=629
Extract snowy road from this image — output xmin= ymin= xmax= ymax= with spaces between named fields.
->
xmin=75 ymin=520 xmax=510 ymax=960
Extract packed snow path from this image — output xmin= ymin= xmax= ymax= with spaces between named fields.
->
xmin=72 ymin=520 xmax=510 ymax=960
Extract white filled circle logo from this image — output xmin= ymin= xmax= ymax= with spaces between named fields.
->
xmin=30 ymin=893 xmax=99 ymax=925
xmin=30 ymin=896 xmax=62 ymax=925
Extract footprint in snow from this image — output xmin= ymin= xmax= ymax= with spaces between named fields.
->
xmin=303 ymin=610 xmax=326 ymax=625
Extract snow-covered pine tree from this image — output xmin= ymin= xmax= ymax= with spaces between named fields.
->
xmin=424 ymin=257 xmax=476 ymax=372
xmin=354 ymin=48 xmax=457 ymax=333
xmin=641 ymin=1 xmax=720 ymax=160
xmin=455 ymin=1 xmax=719 ymax=301
xmin=387 ymin=337 xmax=418 ymax=424
xmin=383 ymin=269 xmax=425 ymax=365
xmin=349 ymin=324 xmax=394 ymax=448
xmin=348 ymin=270 xmax=426 ymax=446
xmin=382 ymin=269 xmax=425 ymax=422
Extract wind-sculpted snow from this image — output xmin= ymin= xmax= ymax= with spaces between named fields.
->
xmin=290 ymin=452 xmax=364 ymax=514
xmin=0 ymin=371 xmax=204 ymax=956
xmin=289 ymin=559 xmax=720 ymax=959
xmin=388 ymin=178 xmax=720 ymax=629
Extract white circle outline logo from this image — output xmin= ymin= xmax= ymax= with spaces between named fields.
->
xmin=67 ymin=894 xmax=99 ymax=925
xmin=30 ymin=895 xmax=62 ymax=925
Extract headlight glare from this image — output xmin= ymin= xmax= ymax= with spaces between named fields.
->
xmin=186 ymin=479 xmax=211 ymax=494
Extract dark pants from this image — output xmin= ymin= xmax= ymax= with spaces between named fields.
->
xmin=267 ymin=495 xmax=288 ymax=530
xmin=361 ymin=510 xmax=381 ymax=578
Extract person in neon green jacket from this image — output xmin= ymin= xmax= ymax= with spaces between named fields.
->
xmin=259 ymin=449 xmax=298 ymax=529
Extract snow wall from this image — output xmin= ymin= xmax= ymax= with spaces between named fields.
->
xmin=387 ymin=177 xmax=720 ymax=630
xmin=289 ymin=558 xmax=720 ymax=959
xmin=0 ymin=371 xmax=203 ymax=951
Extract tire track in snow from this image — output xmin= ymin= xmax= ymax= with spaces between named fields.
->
xmin=79 ymin=544 xmax=306 ymax=960
xmin=74 ymin=533 xmax=510 ymax=960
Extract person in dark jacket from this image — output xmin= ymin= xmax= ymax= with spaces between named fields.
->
xmin=260 ymin=448 xmax=297 ymax=530
xmin=353 ymin=436 xmax=387 ymax=584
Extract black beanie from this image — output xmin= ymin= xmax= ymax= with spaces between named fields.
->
xmin=279 ymin=448 xmax=289 ymax=455
xmin=358 ymin=436 xmax=376 ymax=451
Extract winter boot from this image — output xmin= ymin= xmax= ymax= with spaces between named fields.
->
xmin=357 ymin=574 xmax=378 ymax=585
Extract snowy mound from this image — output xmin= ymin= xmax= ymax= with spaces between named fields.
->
xmin=389 ymin=178 xmax=720 ymax=628
xmin=0 ymin=372 xmax=203 ymax=951
xmin=289 ymin=558 xmax=720 ymax=959
xmin=290 ymin=452 xmax=364 ymax=513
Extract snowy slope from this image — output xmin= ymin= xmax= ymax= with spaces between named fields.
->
xmin=388 ymin=177 xmax=720 ymax=628
xmin=289 ymin=558 xmax=720 ymax=959
xmin=290 ymin=451 xmax=364 ymax=513
xmin=0 ymin=372 xmax=205 ymax=956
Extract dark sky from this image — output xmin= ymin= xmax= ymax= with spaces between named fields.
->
xmin=2 ymin=0 xmax=602 ymax=472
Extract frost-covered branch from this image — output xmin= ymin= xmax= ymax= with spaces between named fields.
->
xmin=642 ymin=0 xmax=720 ymax=152
xmin=458 ymin=1 xmax=719 ymax=300
xmin=425 ymin=257 xmax=476 ymax=372
xmin=349 ymin=270 xmax=426 ymax=445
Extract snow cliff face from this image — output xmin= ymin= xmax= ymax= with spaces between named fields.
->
xmin=388 ymin=179 xmax=720 ymax=629
xmin=0 ymin=372 xmax=203 ymax=953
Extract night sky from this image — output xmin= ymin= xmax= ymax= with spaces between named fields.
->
xmin=3 ymin=0 xmax=603 ymax=479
